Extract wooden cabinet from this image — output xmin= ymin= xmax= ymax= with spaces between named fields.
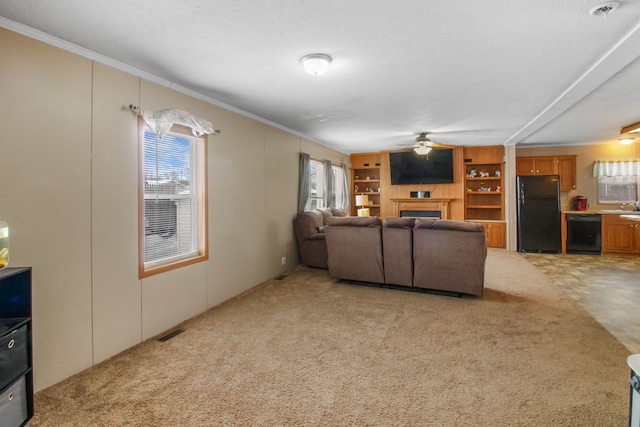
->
xmin=516 ymin=157 xmax=556 ymax=175
xmin=463 ymin=146 xmax=504 ymax=222
xmin=476 ymin=221 xmax=506 ymax=248
xmin=0 ymin=267 xmax=33 ymax=427
xmin=602 ymin=215 xmax=640 ymax=254
xmin=350 ymin=153 xmax=381 ymax=217
xmin=516 ymin=155 xmax=577 ymax=190
xmin=557 ymin=156 xmax=577 ymax=190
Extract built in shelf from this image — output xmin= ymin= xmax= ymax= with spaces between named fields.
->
xmin=466 ymin=177 xmax=501 ymax=181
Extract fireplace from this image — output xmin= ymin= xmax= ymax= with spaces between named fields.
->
xmin=400 ymin=210 xmax=441 ymax=219
xmin=390 ymin=198 xmax=451 ymax=219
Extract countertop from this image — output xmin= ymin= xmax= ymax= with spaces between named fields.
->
xmin=562 ymin=210 xmax=640 ymax=215
xmin=562 ymin=210 xmax=600 ymax=214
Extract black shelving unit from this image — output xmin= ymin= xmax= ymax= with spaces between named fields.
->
xmin=0 ymin=267 xmax=33 ymax=427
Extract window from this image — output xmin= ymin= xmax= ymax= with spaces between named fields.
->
xmin=597 ymin=176 xmax=640 ymax=204
xmin=593 ymin=160 xmax=640 ymax=204
xmin=309 ymin=160 xmax=324 ymax=209
xmin=139 ymin=122 xmax=208 ymax=278
xmin=308 ymin=160 xmax=345 ymax=210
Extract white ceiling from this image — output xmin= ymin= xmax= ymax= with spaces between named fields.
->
xmin=1 ymin=0 xmax=640 ymax=154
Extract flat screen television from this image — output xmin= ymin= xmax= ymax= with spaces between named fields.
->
xmin=389 ymin=149 xmax=454 ymax=185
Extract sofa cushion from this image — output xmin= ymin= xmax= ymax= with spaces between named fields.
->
xmin=318 ymin=207 xmax=334 ymax=223
xmin=383 ymin=217 xmax=415 ymax=229
xmin=331 ymin=208 xmax=348 ymax=217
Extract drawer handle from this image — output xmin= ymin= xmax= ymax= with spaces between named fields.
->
xmin=8 ymin=339 xmax=15 ymax=349
xmin=8 ymin=392 xmax=13 ymax=401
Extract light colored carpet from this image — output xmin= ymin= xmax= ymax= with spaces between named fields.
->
xmin=29 ymin=249 xmax=631 ymax=426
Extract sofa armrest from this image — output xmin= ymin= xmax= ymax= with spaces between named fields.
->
xmin=294 ymin=210 xmax=324 ymax=243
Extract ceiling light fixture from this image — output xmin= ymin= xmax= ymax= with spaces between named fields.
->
xmin=414 ymin=145 xmax=432 ymax=155
xmin=619 ymin=121 xmax=640 ymax=144
xmin=301 ymin=53 xmax=332 ymax=76
xmin=589 ymin=1 xmax=620 ymax=17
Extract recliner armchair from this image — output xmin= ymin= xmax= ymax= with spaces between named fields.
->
xmin=412 ymin=218 xmax=487 ymax=296
xmin=293 ymin=208 xmax=347 ymax=269
xmin=324 ymin=216 xmax=385 ymax=283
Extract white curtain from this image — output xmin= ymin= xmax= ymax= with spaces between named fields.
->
xmin=341 ymin=163 xmax=349 ymax=211
xmin=593 ymin=160 xmax=640 ymax=176
xmin=133 ymin=106 xmax=219 ymax=137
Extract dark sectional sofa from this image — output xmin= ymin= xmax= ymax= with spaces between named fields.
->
xmin=324 ymin=216 xmax=487 ymax=296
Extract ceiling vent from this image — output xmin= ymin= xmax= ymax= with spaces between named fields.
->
xmin=589 ymin=2 xmax=620 ymax=17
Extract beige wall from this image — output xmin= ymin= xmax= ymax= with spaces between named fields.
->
xmin=0 ymin=28 xmax=347 ymax=391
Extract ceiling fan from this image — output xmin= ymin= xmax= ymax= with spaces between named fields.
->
xmin=398 ymin=132 xmax=453 ymax=155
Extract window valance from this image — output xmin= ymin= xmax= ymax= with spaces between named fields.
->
xmin=128 ymin=104 xmax=220 ymax=137
xmin=593 ymin=160 xmax=640 ymax=177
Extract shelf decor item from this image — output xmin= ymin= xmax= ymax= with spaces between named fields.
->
xmin=0 ymin=220 xmax=8 ymax=269
xmin=355 ymin=195 xmax=370 ymax=217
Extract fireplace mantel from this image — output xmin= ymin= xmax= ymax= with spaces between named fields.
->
xmin=390 ymin=198 xmax=452 ymax=219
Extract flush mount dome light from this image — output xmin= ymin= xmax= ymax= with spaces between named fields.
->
xmin=301 ymin=53 xmax=332 ymax=75
xmin=619 ymin=121 xmax=640 ymax=144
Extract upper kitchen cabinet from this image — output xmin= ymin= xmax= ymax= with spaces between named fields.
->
xmin=516 ymin=157 xmax=557 ymax=175
xmin=557 ymin=156 xmax=577 ymax=190
xmin=516 ymin=155 xmax=577 ymax=191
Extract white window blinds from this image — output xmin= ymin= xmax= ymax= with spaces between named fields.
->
xmin=143 ymin=129 xmax=204 ymax=266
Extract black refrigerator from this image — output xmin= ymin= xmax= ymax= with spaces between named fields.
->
xmin=516 ymin=175 xmax=561 ymax=253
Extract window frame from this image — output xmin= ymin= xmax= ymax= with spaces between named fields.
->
xmin=308 ymin=158 xmax=344 ymax=210
xmin=138 ymin=117 xmax=208 ymax=278
xmin=596 ymin=175 xmax=640 ymax=204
